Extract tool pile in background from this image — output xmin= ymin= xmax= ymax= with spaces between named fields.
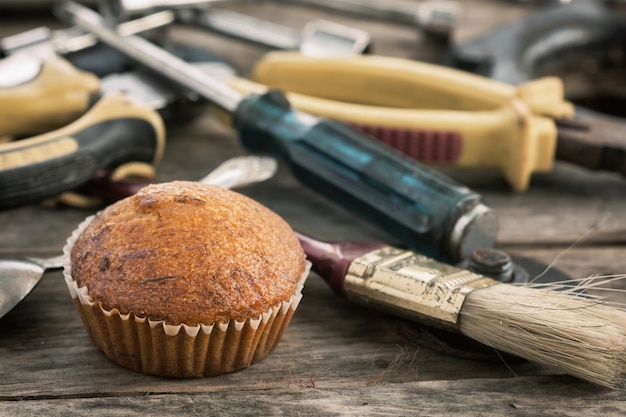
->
xmin=2 ymin=0 xmax=500 ymax=266
xmin=2 ymin=0 xmax=626 ymax=389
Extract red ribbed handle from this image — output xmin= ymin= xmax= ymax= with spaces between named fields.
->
xmin=353 ymin=124 xmax=463 ymax=163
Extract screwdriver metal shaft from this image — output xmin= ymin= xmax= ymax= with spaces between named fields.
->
xmin=58 ymin=1 xmax=498 ymax=263
xmin=58 ymin=2 xmax=241 ymax=112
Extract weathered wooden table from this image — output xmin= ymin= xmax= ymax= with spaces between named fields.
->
xmin=2 ymin=1 xmax=626 ymax=415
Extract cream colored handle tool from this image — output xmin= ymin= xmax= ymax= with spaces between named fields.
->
xmin=0 ymin=54 xmax=100 ymax=137
xmin=251 ymin=51 xmax=573 ymax=117
xmin=0 ymin=93 xmax=165 ymax=210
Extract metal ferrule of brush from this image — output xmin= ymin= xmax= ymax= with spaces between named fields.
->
xmin=343 ymin=246 xmax=498 ymax=333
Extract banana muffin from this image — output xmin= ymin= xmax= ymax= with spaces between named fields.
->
xmin=63 ymin=181 xmax=309 ymax=377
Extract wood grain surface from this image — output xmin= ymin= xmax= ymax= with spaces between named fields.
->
xmin=1 ymin=1 xmax=626 ymax=416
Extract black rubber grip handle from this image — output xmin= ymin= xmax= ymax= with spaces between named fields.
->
xmin=0 ymin=93 xmax=165 ymax=210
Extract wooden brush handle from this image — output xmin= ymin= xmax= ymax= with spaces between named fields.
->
xmin=295 ymin=231 xmax=386 ymax=297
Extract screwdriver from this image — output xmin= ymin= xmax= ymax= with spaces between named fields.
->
xmin=58 ymin=1 xmax=498 ymax=264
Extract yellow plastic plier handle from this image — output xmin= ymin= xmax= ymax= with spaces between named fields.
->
xmin=225 ymin=51 xmax=574 ymax=191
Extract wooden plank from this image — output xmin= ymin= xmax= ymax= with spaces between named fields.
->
xmin=1 ymin=377 xmax=624 ymax=417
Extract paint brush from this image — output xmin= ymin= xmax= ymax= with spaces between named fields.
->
xmin=296 ymin=231 xmax=626 ymax=389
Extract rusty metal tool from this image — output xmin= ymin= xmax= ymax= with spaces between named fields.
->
xmin=554 ymin=115 xmax=626 ymax=176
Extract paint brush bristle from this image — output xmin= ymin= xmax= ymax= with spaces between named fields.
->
xmin=460 ymin=281 xmax=626 ymax=389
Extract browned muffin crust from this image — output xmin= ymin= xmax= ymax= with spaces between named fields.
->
xmin=70 ymin=181 xmax=306 ymax=326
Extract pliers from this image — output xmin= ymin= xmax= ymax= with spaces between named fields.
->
xmin=222 ymin=51 xmax=626 ymax=191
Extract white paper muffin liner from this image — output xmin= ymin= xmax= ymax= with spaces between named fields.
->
xmin=63 ymin=214 xmax=310 ymax=377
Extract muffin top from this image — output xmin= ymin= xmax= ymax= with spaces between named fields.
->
xmin=70 ymin=181 xmax=307 ymax=326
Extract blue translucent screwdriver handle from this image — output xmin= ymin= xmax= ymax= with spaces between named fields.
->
xmin=234 ymin=90 xmax=498 ymax=262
